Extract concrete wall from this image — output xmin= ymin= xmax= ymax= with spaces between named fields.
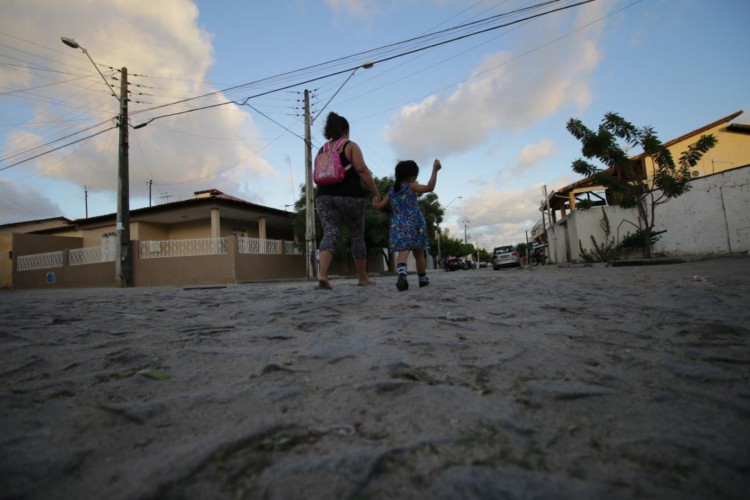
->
xmin=169 ymin=219 xmax=210 ymax=239
xmin=236 ymin=254 xmax=306 ymax=281
xmin=14 ymin=260 xmax=116 ymax=289
xmin=564 ymin=205 xmax=640 ymax=262
xmin=135 ymin=253 xmax=237 ymax=287
xmin=132 ymin=222 xmax=169 ymax=241
xmin=653 ymin=166 xmax=750 ymax=255
xmin=11 ymin=233 xmax=116 ymax=289
xmin=549 ymin=165 xmax=750 ymax=262
xmin=1 ymin=235 xmax=12 ymax=288
xmin=10 ymin=234 xmax=310 ymax=289
xmin=9 ymin=233 xmax=394 ymax=289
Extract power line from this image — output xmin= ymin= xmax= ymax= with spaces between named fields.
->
xmin=0 ymin=0 xmax=595 ymax=175
xmin=0 ymin=125 xmax=116 ymax=172
xmin=130 ymin=0 xmax=592 ymax=128
xmin=0 ymin=117 xmax=113 ymax=163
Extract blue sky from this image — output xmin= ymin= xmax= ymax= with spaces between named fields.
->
xmin=1 ymin=0 xmax=749 ymax=249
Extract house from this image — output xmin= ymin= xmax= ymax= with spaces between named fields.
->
xmin=538 ymin=110 xmax=750 ymax=262
xmin=5 ymin=189 xmax=304 ymax=289
xmin=0 ymin=217 xmax=72 ymax=288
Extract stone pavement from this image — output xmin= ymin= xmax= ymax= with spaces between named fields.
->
xmin=1 ymin=256 xmax=749 ymax=499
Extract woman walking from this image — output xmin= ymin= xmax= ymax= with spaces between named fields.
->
xmin=315 ymin=112 xmax=381 ymax=289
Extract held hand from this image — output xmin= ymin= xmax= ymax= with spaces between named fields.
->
xmin=433 ymin=159 xmax=442 ymax=171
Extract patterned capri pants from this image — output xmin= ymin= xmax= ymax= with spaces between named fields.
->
xmin=316 ymin=195 xmax=367 ymax=259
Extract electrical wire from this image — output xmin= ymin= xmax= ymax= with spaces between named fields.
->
xmin=0 ymin=117 xmax=114 ymax=163
xmin=0 ymin=0 xmax=595 ymax=177
xmin=129 ymin=0 xmax=591 ymax=128
xmin=0 ymin=125 xmax=116 ymax=172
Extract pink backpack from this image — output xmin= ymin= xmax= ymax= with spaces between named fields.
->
xmin=313 ymin=138 xmax=350 ymax=186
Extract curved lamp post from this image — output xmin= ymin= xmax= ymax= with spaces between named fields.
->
xmin=437 ymin=196 xmax=462 ymax=268
xmin=61 ymin=36 xmax=131 ymax=287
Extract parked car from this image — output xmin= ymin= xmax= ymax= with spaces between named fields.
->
xmin=491 ymin=245 xmax=521 ymax=270
xmin=478 ymin=261 xmax=488 ymax=269
xmin=444 ymin=257 xmax=461 ymax=271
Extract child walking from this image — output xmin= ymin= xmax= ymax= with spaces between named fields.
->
xmin=373 ymin=159 xmax=442 ymax=291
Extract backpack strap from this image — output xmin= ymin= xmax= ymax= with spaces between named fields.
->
xmin=333 ymin=138 xmax=351 ymax=171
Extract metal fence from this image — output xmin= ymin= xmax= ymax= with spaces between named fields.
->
xmin=139 ymin=238 xmax=228 ymax=259
xmin=17 ymin=251 xmax=63 ymax=271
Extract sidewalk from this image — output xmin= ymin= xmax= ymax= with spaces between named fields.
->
xmin=1 ymin=256 xmax=749 ymax=499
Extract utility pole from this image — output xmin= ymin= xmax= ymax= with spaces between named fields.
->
xmin=436 ymin=227 xmax=442 ymax=269
xmin=84 ymin=185 xmax=88 ymax=218
xmin=301 ymin=63 xmax=373 ymax=280
xmin=148 ymin=179 xmax=152 ymax=207
xmin=60 ymin=37 xmax=130 ymax=286
xmin=303 ymin=89 xmax=316 ymax=279
xmin=463 ymin=217 xmax=470 ymax=244
xmin=116 ymin=67 xmax=131 ymax=287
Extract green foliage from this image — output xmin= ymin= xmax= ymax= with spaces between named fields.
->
xmin=619 ymin=228 xmax=666 ymax=251
xmin=439 ymin=234 xmax=462 ymax=259
xmin=566 ymin=112 xmax=717 ymax=258
xmin=516 ymin=243 xmax=528 ymax=257
xmin=578 ymin=208 xmax=617 ymax=264
xmin=576 ymin=199 xmax=595 ymax=210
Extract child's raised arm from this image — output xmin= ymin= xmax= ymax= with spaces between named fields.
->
xmin=410 ymin=159 xmax=442 ymax=194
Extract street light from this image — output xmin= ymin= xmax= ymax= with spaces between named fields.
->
xmin=303 ymin=62 xmax=374 ymax=279
xmin=62 ymin=37 xmax=131 ymax=287
xmin=445 ymin=196 xmax=463 ymax=209
xmin=437 ymin=196 xmax=462 ymax=268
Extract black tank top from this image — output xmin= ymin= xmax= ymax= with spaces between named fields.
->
xmin=315 ymin=141 xmax=365 ymax=199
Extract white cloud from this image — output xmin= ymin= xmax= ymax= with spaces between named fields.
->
xmin=325 ymin=0 xmax=377 ymax=18
xmin=0 ymin=0 xmax=278 ymax=219
xmin=514 ymin=139 xmax=557 ymax=174
xmin=0 ymin=183 xmax=61 ymax=223
xmin=384 ymin=2 xmax=605 ymax=159
xmin=444 ymin=171 xmax=577 ymax=248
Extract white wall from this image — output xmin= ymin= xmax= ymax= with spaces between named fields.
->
xmin=654 ymin=166 xmax=750 ymax=255
xmin=549 ymin=165 xmax=749 ymax=261
xmin=564 ymin=205 xmax=639 ymax=262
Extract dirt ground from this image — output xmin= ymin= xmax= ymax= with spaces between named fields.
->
xmin=1 ymin=256 xmax=749 ymax=499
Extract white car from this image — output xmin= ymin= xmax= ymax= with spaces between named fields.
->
xmin=491 ymin=245 xmax=521 ymax=270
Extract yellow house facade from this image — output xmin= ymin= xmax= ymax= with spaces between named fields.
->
xmin=0 ymin=217 xmax=71 ymax=289
xmin=540 ymin=110 xmax=750 ymax=261
xmin=543 ymin=110 xmax=750 ymax=228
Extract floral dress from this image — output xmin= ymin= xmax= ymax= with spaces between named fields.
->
xmin=388 ymin=183 xmax=429 ymax=252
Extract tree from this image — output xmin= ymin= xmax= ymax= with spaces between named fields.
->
xmin=420 ymin=192 xmax=443 ymax=266
xmin=515 ymin=242 xmax=528 ymax=258
xmin=566 ymin=113 xmax=717 ymax=258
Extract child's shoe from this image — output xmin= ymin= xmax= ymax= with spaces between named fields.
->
xmin=418 ymin=276 xmax=430 ymax=288
xmin=396 ymin=274 xmax=409 ymax=291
